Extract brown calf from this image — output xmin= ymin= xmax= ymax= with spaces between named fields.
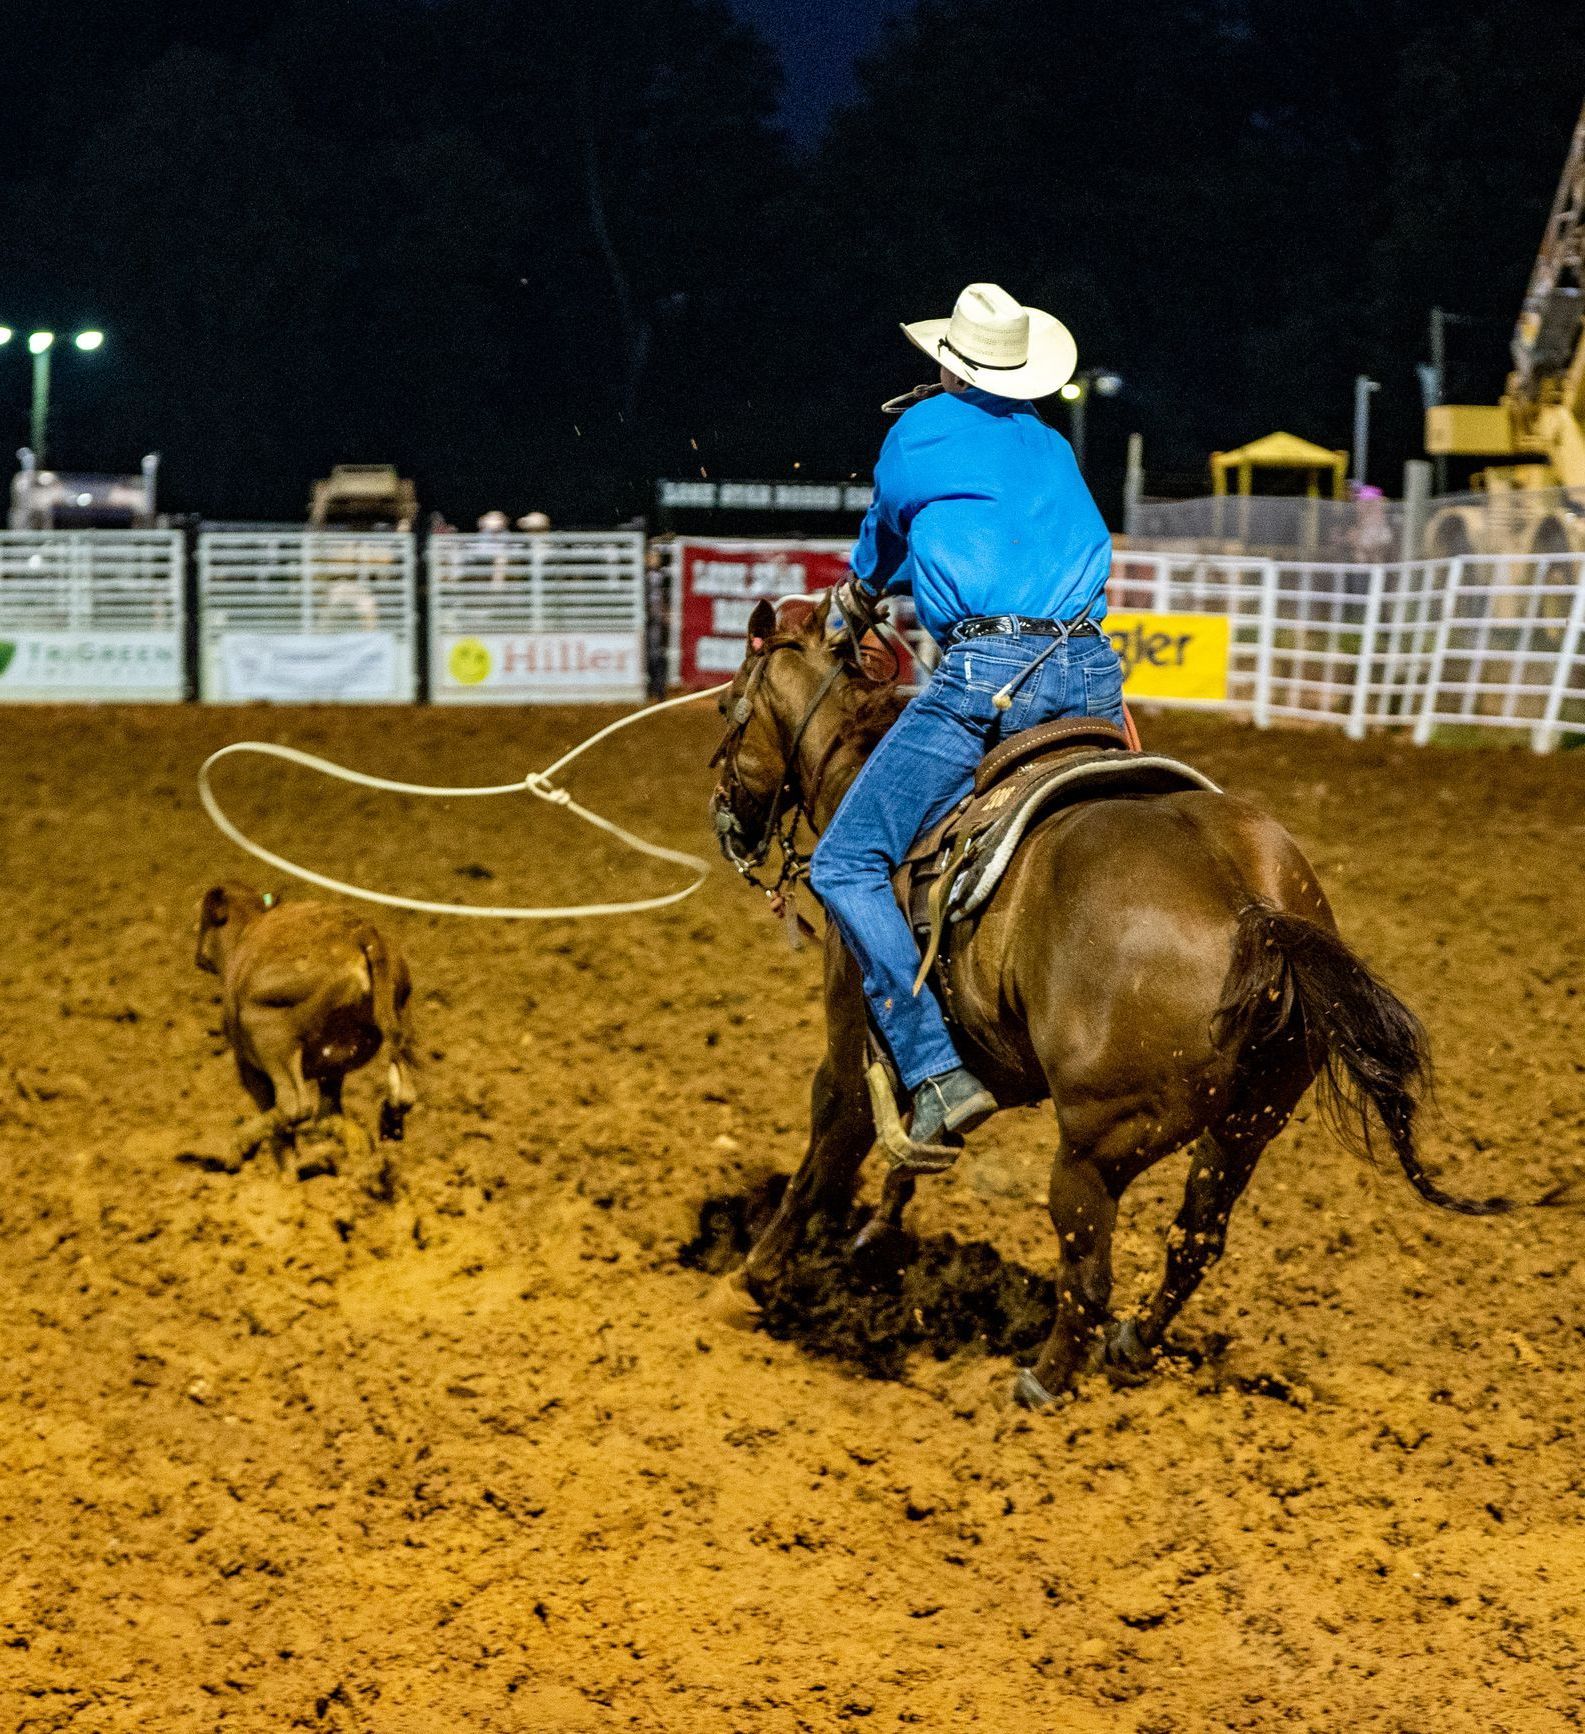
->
xmin=195 ymin=883 xmax=417 ymax=1158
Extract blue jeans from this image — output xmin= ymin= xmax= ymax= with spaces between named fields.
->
xmin=809 ymin=631 xmax=1126 ymax=1090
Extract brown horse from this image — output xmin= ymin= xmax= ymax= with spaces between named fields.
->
xmin=708 ymin=595 xmax=1521 ymax=1406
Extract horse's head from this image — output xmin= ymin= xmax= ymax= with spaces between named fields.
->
xmin=708 ymin=593 xmax=851 ymax=873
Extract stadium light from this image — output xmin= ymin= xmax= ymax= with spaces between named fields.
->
xmin=3 ymin=327 xmax=107 ymax=466
xmin=1061 ymin=368 xmax=1126 ymax=474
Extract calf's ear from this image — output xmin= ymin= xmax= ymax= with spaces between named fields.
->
xmin=747 ymin=599 xmax=776 ymax=652
xmin=200 ymin=886 xmax=229 ymax=929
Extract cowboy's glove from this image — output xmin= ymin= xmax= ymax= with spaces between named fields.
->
xmin=829 ymin=576 xmax=884 ymax=645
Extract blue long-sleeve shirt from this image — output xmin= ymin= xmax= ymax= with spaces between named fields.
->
xmin=851 ymin=385 xmax=1112 ymax=644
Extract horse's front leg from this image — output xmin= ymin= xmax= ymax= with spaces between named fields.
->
xmin=715 ymin=925 xmax=873 ymax=1315
xmin=850 ymin=1168 xmax=915 ymax=1257
xmin=740 ymin=1047 xmax=875 ymax=1286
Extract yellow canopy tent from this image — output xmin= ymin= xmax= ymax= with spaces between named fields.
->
xmin=1210 ymin=431 xmax=1349 ymax=500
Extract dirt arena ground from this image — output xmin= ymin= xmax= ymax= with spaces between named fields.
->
xmin=2 ymin=700 xmax=1583 ymax=1732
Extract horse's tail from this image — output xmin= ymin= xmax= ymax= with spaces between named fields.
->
xmin=1214 ymin=903 xmax=1526 ymax=1217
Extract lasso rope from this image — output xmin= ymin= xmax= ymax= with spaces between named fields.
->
xmin=197 ymin=683 xmax=731 ymax=920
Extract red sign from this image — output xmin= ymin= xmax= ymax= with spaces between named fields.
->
xmin=676 ymin=539 xmax=916 ymax=689
xmin=677 ymin=539 xmax=850 ymax=688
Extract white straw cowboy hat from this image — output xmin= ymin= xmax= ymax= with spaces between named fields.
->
xmin=902 ymin=281 xmax=1078 ymax=400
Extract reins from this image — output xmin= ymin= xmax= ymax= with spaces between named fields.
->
xmin=712 ymin=621 xmax=899 ymax=908
xmin=197 ymin=682 xmax=731 ymax=921
xmin=710 ymin=642 xmax=840 ymax=901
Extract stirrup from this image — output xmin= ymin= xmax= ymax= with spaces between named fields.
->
xmin=865 ymin=1060 xmax=961 ymax=1176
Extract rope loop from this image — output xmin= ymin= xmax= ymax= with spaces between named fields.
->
xmin=197 ymin=683 xmax=731 ymax=921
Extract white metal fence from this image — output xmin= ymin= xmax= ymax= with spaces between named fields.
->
xmin=198 ymin=530 xmax=418 ymax=703
xmin=428 ymin=530 xmax=645 ymax=703
xmin=0 ymin=530 xmax=185 ymax=700
xmin=3 ymin=528 xmax=1580 ymax=748
xmin=1109 ymin=550 xmax=1585 ymax=750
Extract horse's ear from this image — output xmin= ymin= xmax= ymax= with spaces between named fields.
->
xmin=809 ymin=591 xmax=835 ymax=638
xmin=747 ymin=599 xmax=776 ymax=653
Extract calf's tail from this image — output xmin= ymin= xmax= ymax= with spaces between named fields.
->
xmin=1214 ymin=903 xmax=1540 ymax=1217
xmin=359 ymin=929 xmax=412 ymax=1062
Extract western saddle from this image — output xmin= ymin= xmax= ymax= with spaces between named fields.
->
xmin=892 ymin=717 xmax=1220 ymax=992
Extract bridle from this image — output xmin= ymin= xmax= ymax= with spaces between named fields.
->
xmin=710 ymin=638 xmax=851 ymax=899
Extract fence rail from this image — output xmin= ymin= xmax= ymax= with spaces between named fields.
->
xmin=1 ymin=529 xmax=1581 ymax=747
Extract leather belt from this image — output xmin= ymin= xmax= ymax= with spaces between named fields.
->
xmin=944 ymin=613 xmax=1103 ymax=648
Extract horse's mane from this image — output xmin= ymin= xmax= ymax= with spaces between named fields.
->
xmin=845 ymin=677 xmax=906 ymax=749
xmin=760 ymin=623 xmax=907 ymax=752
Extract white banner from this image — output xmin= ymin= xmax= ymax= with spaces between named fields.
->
xmin=217 ymin=631 xmax=401 ymax=702
xmin=0 ymin=630 xmax=183 ymax=700
xmin=438 ymin=631 xmax=642 ymax=702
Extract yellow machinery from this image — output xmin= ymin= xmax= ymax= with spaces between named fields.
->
xmin=1426 ymin=98 xmax=1585 ymax=555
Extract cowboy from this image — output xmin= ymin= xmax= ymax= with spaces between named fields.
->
xmin=809 ymin=282 xmax=1126 ymax=1161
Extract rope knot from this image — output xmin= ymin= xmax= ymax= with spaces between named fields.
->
xmin=522 ymin=771 xmax=572 ymax=806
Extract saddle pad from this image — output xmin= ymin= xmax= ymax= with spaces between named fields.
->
xmin=951 ymin=753 xmax=1221 ymax=920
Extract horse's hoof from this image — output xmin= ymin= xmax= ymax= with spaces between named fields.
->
xmin=1013 ymin=1366 xmax=1060 ymax=1410
xmin=704 ymin=1269 xmax=763 ymax=1331
xmin=848 ymin=1217 xmax=909 ymax=1265
xmin=379 ymin=1102 xmax=407 ymax=1142
xmin=1104 ymin=1316 xmax=1155 ymax=1377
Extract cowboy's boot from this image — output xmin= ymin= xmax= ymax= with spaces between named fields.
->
xmin=911 ymin=1067 xmax=997 ymax=1143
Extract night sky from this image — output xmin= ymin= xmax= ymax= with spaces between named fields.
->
xmin=2 ymin=1 xmax=1580 ymax=523
xmin=727 ymin=0 xmax=907 ymax=142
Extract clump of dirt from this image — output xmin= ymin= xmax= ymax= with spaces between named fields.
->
xmin=679 ymin=1171 xmax=788 ymax=1273
xmin=685 ymin=1187 xmax=1056 ymax=1377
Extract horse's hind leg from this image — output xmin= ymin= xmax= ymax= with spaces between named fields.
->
xmin=1016 ymin=1151 xmax=1119 ymax=1407
xmin=1113 ymin=1035 xmax=1312 ymax=1366
xmin=1110 ymin=1125 xmax=1266 ymax=1369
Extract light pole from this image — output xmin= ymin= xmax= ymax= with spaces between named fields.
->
xmin=1351 ymin=374 xmax=1380 ymax=488
xmin=1058 ymin=369 xmax=1123 ymax=475
xmin=1428 ymin=307 xmax=1446 ymax=495
xmin=0 ymin=327 xmax=105 ymax=467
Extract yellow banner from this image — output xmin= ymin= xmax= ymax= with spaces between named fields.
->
xmin=1105 ymin=611 xmax=1230 ymax=701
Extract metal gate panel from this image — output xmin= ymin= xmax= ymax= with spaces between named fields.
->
xmin=0 ymin=530 xmax=184 ymax=700
xmin=429 ymin=530 xmax=645 ymax=703
xmin=198 ymin=530 xmax=417 ymax=703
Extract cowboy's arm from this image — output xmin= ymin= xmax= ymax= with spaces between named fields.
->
xmin=850 ymin=428 xmax=916 ymax=597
